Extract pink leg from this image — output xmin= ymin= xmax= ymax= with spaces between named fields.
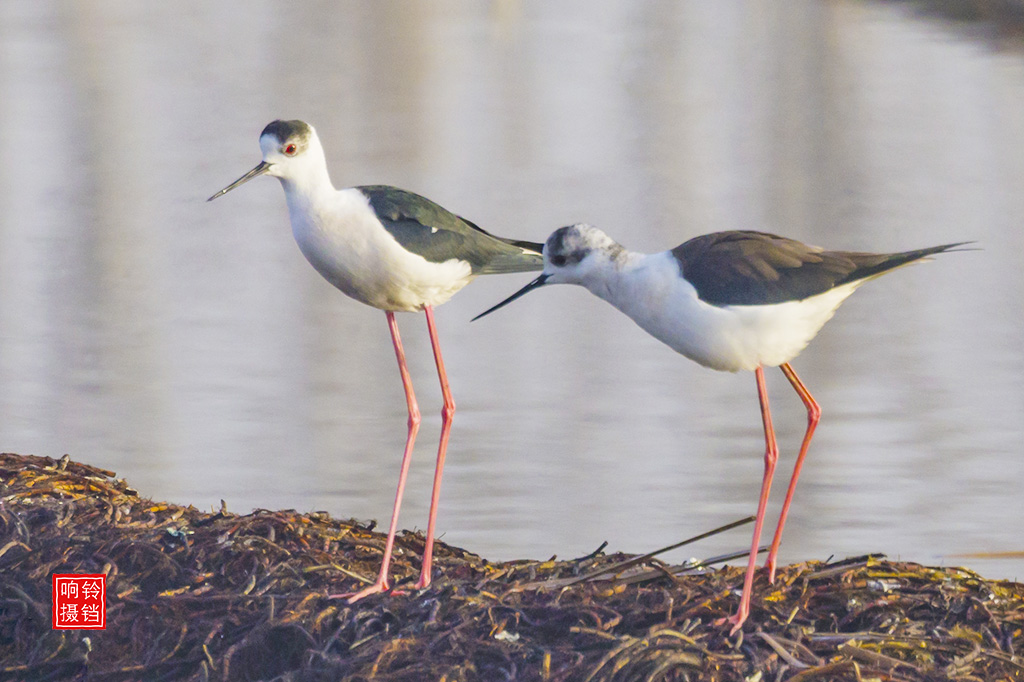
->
xmin=414 ymin=305 xmax=456 ymax=590
xmin=726 ymin=365 xmax=778 ymax=634
xmin=765 ymin=362 xmax=821 ymax=582
xmin=344 ymin=311 xmax=421 ymax=603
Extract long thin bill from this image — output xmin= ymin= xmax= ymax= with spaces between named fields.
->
xmin=471 ymin=274 xmax=550 ymax=321
xmin=207 ymin=160 xmax=272 ymax=201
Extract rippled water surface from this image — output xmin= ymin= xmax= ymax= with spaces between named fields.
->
xmin=1 ymin=1 xmax=1022 ymax=579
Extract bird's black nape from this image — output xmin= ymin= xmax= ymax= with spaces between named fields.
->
xmin=261 ymin=119 xmax=312 ymax=142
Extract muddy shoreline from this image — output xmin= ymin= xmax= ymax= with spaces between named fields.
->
xmin=1 ymin=452 xmax=1021 ymax=681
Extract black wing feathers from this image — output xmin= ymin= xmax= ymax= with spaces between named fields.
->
xmin=360 ymin=186 xmax=542 ymax=275
xmin=672 ymin=231 xmax=964 ymax=306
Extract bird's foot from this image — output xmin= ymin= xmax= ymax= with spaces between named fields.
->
xmin=713 ymin=609 xmax=749 ymax=636
xmin=765 ymin=555 xmax=778 ymax=584
xmin=329 ymin=579 xmax=407 ymax=604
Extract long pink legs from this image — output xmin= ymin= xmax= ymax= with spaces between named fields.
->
xmin=344 ymin=306 xmax=455 ymax=602
xmin=727 ymin=365 xmax=779 ymax=633
xmin=727 ymin=362 xmax=820 ymax=633
xmin=415 ymin=304 xmax=456 ymax=589
xmin=766 ymin=362 xmax=820 ymax=582
xmin=344 ymin=311 xmax=421 ymax=602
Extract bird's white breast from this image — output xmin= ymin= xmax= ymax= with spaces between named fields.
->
xmin=286 ymin=188 xmax=474 ymax=312
xmin=591 ymin=252 xmax=861 ymax=372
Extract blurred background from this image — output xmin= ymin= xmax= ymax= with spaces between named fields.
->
xmin=1 ymin=1 xmax=1021 ymax=579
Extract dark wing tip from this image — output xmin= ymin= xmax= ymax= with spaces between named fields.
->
xmin=934 ymin=241 xmax=978 ymax=253
xmin=504 ymin=238 xmax=544 ymax=256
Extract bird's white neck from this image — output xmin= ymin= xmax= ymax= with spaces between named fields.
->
xmin=277 ymin=147 xmax=336 ymax=216
xmin=576 ymin=250 xmax=647 ymax=305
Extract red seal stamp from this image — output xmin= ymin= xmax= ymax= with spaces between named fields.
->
xmin=52 ymin=574 xmax=106 ymax=629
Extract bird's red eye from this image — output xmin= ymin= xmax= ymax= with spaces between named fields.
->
xmin=284 ymin=144 xmax=297 ymax=156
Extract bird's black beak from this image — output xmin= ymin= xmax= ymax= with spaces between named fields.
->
xmin=472 ymin=274 xmax=550 ymax=321
xmin=207 ymin=161 xmax=272 ymax=201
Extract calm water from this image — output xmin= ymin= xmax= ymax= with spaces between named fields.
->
xmin=1 ymin=1 xmax=1022 ymax=580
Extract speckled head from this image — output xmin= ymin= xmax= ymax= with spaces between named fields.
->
xmin=543 ymin=224 xmax=625 ymax=282
xmin=471 ymin=223 xmax=626 ymax=321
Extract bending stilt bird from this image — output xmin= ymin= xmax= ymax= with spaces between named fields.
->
xmin=474 ymin=223 xmax=968 ymax=632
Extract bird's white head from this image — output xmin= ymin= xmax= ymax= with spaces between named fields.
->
xmin=541 ymin=224 xmax=625 ymax=285
xmin=208 ymin=119 xmax=330 ymax=201
xmin=472 ymin=223 xmax=626 ymax=322
xmin=257 ymin=120 xmax=323 ymax=175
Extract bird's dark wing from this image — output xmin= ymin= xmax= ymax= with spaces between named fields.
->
xmin=360 ymin=186 xmax=543 ymax=274
xmin=670 ymin=231 xmax=965 ymax=306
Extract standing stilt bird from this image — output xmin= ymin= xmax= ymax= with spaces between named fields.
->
xmin=474 ymin=223 xmax=968 ymax=632
xmin=209 ymin=120 xmax=543 ymax=601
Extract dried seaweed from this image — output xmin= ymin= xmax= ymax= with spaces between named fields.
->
xmin=1 ymin=452 xmax=1022 ymax=681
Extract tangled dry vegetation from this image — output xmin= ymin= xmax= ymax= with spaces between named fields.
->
xmin=1 ymin=452 xmax=1022 ymax=681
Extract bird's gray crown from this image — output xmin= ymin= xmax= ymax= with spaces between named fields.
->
xmin=261 ymin=119 xmax=313 ymax=147
xmin=546 ymin=224 xmax=624 ymax=267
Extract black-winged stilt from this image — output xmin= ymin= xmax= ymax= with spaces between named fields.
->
xmin=209 ymin=120 xmax=543 ymax=601
xmin=474 ymin=223 xmax=968 ymax=632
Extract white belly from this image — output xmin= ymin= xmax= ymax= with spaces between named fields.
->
xmin=288 ymin=189 xmax=474 ymax=312
xmin=595 ymin=253 xmax=860 ymax=372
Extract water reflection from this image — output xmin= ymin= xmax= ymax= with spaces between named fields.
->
xmin=0 ymin=1 xmax=1021 ymax=580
